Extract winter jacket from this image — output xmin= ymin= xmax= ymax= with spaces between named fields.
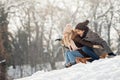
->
xmin=71 ymin=35 xmax=95 ymax=57
xmin=82 ymin=29 xmax=112 ymax=56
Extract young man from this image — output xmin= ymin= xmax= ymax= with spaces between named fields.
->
xmin=74 ymin=20 xmax=116 ymax=57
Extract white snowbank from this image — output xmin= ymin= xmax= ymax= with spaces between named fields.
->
xmin=15 ymin=56 xmax=120 ymax=80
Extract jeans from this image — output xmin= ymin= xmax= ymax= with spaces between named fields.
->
xmin=65 ymin=50 xmax=83 ymax=65
xmin=82 ymin=46 xmax=99 ymax=61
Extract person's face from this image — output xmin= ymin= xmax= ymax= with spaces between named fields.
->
xmin=75 ymin=29 xmax=84 ymax=37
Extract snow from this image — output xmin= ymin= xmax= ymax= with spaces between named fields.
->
xmin=15 ymin=56 xmax=120 ymax=80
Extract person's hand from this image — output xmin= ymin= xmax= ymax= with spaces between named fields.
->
xmin=93 ymin=45 xmax=103 ymax=49
xmin=72 ymin=48 xmax=81 ymax=51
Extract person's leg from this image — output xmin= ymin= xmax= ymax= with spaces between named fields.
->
xmin=82 ymin=46 xmax=99 ymax=61
xmin=64 ymin=50 xmax=74 ymax=68
xmin=65 ymin=50 xmax=71 ymax=64
xmin=101 ymin=41 xmax=116 ymax=56
xmin=67 ymin=50 xmax=83 ymax=64
xmin=108 ymin=53 xmax=116 ymax=56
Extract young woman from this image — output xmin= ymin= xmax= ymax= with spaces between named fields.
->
xmin=62 ymin=24 xmax=84 ymax=67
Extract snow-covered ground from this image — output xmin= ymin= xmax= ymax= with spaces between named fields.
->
xmin=15 ymin=56 xmax=120 ymax=80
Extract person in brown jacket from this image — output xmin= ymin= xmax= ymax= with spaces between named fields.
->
xmin=73 ymin=20 xmax=116 ymax=57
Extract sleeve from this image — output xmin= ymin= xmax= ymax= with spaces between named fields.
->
xmin=70 ymin=40 xmax=78 ymax=50
xmin=73 ymin=36 xmax=94 ymax=48
xmin=85 ymin=31 xmax=104 ymax=43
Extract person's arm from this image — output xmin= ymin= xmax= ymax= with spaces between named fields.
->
xmin=70 ymin=40 xmax=80 ymax=51
xmin=60 ymin=39 xmax=69 ymax=49
xmin=73 ymin=36 xmax=93 ymax=47
xmin=73 ymin=36 xmax=102 ymax=49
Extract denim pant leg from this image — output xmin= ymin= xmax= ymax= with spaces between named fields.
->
xmin=82 ymin=46 xmax=99 ymax=60
xmin=67 ymin=51 xmax=83 ymax=64
xmin=65 ymin=50 xmax=71 ymax=64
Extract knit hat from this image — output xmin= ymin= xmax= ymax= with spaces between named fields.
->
xmin=75 ymin=20 xmax=89 ymax=30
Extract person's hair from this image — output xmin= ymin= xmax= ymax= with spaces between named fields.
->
xmin=62 ymin=30 xmax=74 ymax=46
xmin=62 ymin=30 xmax=78 ymax=50
xmin=75 ymin=20 xmax=89 ymax=31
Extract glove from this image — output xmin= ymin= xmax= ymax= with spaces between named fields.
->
xmin=93 ymin=45 xmax=103 ymax=49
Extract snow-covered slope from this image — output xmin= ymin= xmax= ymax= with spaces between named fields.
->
xmin=15 ymin=56 xmax=120 ymax=80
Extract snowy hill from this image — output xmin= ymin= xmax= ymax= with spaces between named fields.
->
xmin=15 ymin=56 xmax=120 ymax=80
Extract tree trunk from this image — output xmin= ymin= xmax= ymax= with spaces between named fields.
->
xmin=117 ymin=37 xmax=120 ymax=55
xmin=0 ymin=62 xmax=7 ymax=80
xmin=0 ymin=6 xmax=11 ymax=80
xmin=50 ymin=61 xmax=56 ymax=70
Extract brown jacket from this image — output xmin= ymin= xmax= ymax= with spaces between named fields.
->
xmin=73 ymin=36 xmax=106 ymax=56
xmin=74 ymin=29 xmax=112 ymax=56
xmin=72 ymin=35 xmax=95 ymax=57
